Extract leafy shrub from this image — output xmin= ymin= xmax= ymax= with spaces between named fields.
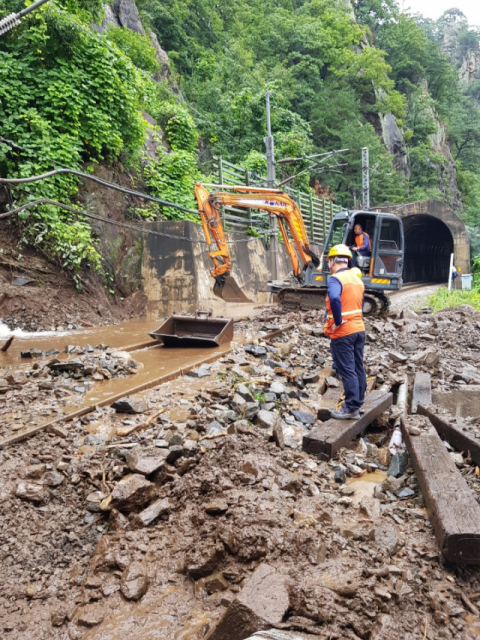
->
xmin=0 ymin=3 xmax=160 ymax=285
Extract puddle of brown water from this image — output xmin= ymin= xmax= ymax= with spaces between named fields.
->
xmin=62 ymin=341 xmax=232 ymax=416
xmin=346 ymin=469 xmax=387 ymax=504
xmin=0 ymin=318 xmax=161 ymax=366
xmin=465 ymin=614 xmax=480 ymax=638
xmin=83 ymin=582 xmax=211 ymax=640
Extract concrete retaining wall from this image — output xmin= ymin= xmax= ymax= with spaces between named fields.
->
xmin=141 ymin=221 xmax=291 ymax=319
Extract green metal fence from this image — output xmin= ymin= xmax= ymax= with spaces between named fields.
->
xmin=212 ymin=156 xmax=343 ymax=245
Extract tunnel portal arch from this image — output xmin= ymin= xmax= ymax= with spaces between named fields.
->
xmin=402 ymin=215 xmax=453 ymax=283
xmin=373 ymin=200 xmax=470 ymax=284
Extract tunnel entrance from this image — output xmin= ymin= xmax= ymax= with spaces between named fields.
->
xmin=402 ymin=215 xmax=454 ymax=283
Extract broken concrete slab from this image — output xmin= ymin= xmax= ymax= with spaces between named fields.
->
xmin=303 ymin=391 xmax=393 ymax=460
xmin=206 ymin=564 xmax=289 ymax=640
xmin=402 ymin=415 xmax=480 ymax=564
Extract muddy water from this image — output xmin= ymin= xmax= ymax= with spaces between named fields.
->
xmin=83 ymin=583 xmax=212 ymax=640
xmin=346 ymin=469 xmax=387 ymax=504
xmin=0 ymin=318 xmax=161 ymax=366
xmin=64 ymin=342 xmax=233 ymax=414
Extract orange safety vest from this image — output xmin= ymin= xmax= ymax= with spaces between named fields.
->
xmin=355 ymin=231 xmax=371 ymax=251
xmin=324 ymin=269 xmax=365 ymax=339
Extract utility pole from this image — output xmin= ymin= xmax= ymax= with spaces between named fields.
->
xmin=362 ymin=147 xmax=370 ymax=210
xmin=264 ymin=91 xmax=278 ymax=280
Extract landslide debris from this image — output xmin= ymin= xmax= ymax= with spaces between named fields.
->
xmin=0 ymin=304 xmax=480 ymax=639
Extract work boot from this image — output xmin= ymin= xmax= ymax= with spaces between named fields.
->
xmin=331 ymin=404 xmax=360 ymax=420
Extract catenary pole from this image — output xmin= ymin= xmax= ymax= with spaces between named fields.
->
xmin=264 ymin=91 xmax=278 ymax=280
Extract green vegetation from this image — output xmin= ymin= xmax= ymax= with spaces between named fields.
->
xmin=0 ymin=0 xmax=159 ymax=287
xmin=428 ymin=286 xmax=480 ymax=313
xmin=1 ymin=0 xmax=480 ymax=285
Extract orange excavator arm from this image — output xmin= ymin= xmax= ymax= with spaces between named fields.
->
xmin=194 ymin=183 xmax=319 ymax=287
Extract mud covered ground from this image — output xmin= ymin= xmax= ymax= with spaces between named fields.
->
xmin=0 ymin=225 xmax=145 ymax=331
xmin=1 ymin=302 xmax=480 ymax=639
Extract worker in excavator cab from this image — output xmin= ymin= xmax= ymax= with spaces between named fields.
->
xmin=324 ymin=244 xmax=367 ymax=420
xmin=349 ymin=223 xmax=371 ymax=268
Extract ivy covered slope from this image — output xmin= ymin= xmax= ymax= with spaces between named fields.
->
xmin=2 ymin=0 xmax=480 ymax=287
xmin=0 ymin=0 xmax=201 ymax=288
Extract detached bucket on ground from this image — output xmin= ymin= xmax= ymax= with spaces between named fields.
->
xmin=149 ymin=311 xmax=233 ymax=348
xmin=213 ymin=275 xmax=253 ymax=303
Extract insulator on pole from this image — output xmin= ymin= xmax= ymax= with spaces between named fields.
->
xmin=0 ymin=13 xmax=21 ymax=35
xmin=362 ymin=147 xmax=370 ymax=210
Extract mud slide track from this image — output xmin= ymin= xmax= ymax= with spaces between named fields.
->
xmin=0 ymin=323 xmax=294 ymax=448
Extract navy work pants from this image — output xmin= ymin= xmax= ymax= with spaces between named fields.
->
xmin=330 ymin=331 xmax=366 ymax=412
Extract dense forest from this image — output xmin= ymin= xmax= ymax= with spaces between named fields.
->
xmin=1 ymin=0 xmax=480 ymax=281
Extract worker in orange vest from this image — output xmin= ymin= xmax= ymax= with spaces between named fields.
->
xmin=324 ymin=244 xmax=366 ymax=419
xmin=349 ymin=223 xmax=371 ymax=268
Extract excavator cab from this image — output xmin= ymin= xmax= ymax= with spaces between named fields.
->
xmin=320 ymin=210 xmax=404 ymax=313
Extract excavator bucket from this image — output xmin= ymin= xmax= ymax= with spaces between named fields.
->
xmin=149 ymin=311 xmax=233 ymax=348
xmin=213 ymin=275 xmax=253 ymax=304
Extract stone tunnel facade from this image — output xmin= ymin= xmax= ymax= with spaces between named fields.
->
xmin=374 ymin=200 xmax=470 ymax=284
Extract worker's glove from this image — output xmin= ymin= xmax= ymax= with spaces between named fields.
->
xmin=332 ymin=320 xmax=347 ymax=333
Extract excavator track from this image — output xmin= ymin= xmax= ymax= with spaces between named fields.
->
xmin=277 ymin=287 xmax=391 ymax=316
xmin=277 ymin=287 xmax=326 ymax=311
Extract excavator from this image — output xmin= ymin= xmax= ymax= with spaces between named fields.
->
xmin=194 ymin=183 xmax=404 ymax=315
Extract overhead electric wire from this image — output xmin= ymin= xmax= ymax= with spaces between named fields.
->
xmin=0 ymin=169 xmax=199 ymax=216
xmin=0 ymin=197 xmax=257 ymax=244
xmin=0 ymin=170 xmax=260 ymax=243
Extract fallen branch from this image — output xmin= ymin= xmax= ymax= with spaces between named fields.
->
xmin=1 ymin=335 xmax=14 ymax=352
xmin=116 ymin=406 xmax=167 ymax=437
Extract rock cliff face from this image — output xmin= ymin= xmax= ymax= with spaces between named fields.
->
xmin=379 ymin=111 xmax=410 ymax=178
xmin=99 ymin=0 xmax=170 ymax=79
xmin=459 ymin=49 xmax=480 ymax=84
xmin=428 ymin=116 xmax=461 ymax=209
xmin=439 ymin=16 xmax=480 ymax=86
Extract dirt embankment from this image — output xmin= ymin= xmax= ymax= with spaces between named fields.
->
xmin=0 ymin=224 xmax=145 ymax=332
xmin=1 ymin=305 xmax=480 ymax=639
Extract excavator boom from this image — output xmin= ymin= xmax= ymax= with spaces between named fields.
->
xmin=194 ymin=182 xmax=319 ymax=303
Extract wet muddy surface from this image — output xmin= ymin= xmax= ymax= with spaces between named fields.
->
xmin=0 ymin=318 xmax=161 ymax=367
xmin=1 ymin=301 xmax=480 ymax=639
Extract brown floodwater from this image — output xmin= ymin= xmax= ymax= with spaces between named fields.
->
xmin=64 ymin=341 xmax=233 ymax=414
xmin=346 ymin=469 xmax=387 ymax=504
xmin=0 ymin=318 xmax=161 ymax=367
xmin=83 ymin=582 xmax=213 ymax=640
